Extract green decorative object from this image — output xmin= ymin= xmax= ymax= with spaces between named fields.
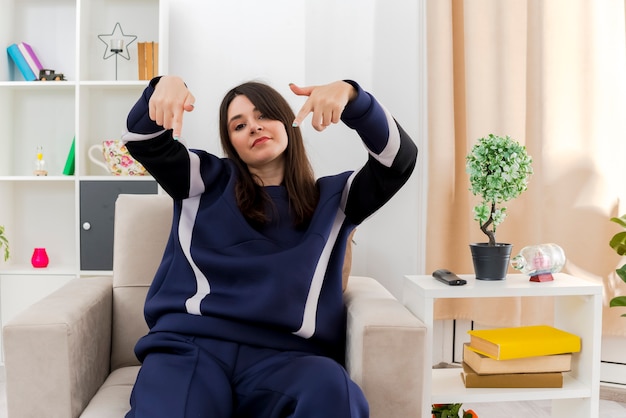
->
xmin=63 ymin=137 xmax=76 ymax=176
xmin=0 ymin=225 xmax=10 ymax=262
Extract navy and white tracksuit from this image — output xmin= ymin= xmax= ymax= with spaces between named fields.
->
xmin=122 ymin=78 xmax=417 ymax=417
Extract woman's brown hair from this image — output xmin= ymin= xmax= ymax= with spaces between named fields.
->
xmin=219 ymin=81 xmax=319 ymax=227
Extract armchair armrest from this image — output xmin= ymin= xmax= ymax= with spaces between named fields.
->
xmin=344 ymin=276 xmax=426 ymax=418
xmin=3 ymin=276 xmax=113 ymax=418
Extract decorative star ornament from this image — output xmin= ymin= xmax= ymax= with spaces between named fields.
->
xmin=98 ymin=22 xmax=137 ymax=60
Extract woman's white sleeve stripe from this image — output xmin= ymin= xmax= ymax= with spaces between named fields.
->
xmin=366 ymin=106 xmax=400 ymax=168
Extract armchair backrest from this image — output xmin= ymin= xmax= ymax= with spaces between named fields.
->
xmin=110 ymin=193 xmax=173 ymax=370
xmin=108 ymin=193 xmax=354 ymax=371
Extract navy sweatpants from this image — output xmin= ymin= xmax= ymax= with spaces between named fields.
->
xmin=126 ymin=332 xmax=369 ymax=418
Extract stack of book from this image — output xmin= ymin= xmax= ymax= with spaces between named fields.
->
xmin=6 ymin=42 xmax=44 ymax=81
xmin=461 ymin=325 xmax=581 ymax=388
xmin=138 ymin=42 xmax=159 ymax=80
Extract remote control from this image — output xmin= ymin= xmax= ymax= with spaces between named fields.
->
xmin=432 ymin=269 xmax=467 ymax=286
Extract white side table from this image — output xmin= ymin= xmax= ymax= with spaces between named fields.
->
xmin=402 ymin=273 xmax=602 ymax=418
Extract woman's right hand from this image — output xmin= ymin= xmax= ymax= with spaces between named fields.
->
xmin=290 ymin=81 xmax=357 ymax=132
xmin=149 ymin=75 xmax=196 ymax=139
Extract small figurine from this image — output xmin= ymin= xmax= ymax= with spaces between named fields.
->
xmin=39 ymin=69 xmax=66 ymax=81
xmin=34 ymin=145 xmax=48 ymax=176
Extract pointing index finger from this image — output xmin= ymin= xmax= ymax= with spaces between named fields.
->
xmin=290 ymin=83 xmax=314 ymax=127
xmin=173 ymin=94 xmax=196 ymax=139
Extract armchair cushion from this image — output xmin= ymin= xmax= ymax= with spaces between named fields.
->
xmin=79 ymin=367 xmax=140 ymax=418
xmin=344 ymin=276 xmax=426 ymax=417
xmin=110 ymin=194 xmax=172 ymax=371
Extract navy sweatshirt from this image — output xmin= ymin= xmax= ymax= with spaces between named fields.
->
xmin=122 ymin=79 xmax=417 ymax=362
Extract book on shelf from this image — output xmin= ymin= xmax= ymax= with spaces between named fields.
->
xmin=137 ymin=42 xmax=159 ymax=80
xmin=145 ymin=42 xmax=155 ymax=79
xmin=6 ymin=43 xmax=37 ymax=81
xmin=138 ymin=42 xmax=147 ymax=80
xmin=153 ymin=42 xmax=159 ymax=78
xmin=460 ymin=362 xmax=563 ymax=388
xmin=467 ymin=325 xmax=581 ymax=360
xmin=462 ymin=343 xmax=572 ymax=375
xmin=17 ymin=42 xmax=44 ymax=78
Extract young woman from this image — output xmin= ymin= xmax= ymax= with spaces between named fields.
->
xmin=122 ymin=76 xmax=417 ymax=418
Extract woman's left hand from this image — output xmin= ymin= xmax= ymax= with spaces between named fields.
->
xmin=290 ymin=81 xmax=357 ymax=132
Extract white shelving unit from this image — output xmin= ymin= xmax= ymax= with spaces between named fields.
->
xmin=0 ymin=0 xmax=168 ymax=355
xmin=402 ymin=273 xmax=603 ymax=418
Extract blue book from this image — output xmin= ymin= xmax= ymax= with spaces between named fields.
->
xmin=7 ymin=43 xmax=37 ymax=81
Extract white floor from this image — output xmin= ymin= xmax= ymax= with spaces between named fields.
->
xmin=0 ymin=365 xmax=624 ymax=417
xmin=462 ymin=399 xmax=626 ymax=418
xmin=0 ymin=366 xmax=5 ymax=418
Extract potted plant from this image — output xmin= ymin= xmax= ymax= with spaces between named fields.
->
xmin=609 ymin=214 xmax=626 ymax=315
xmin=466 ymin=134 xmax=533 ymax=280
xmin=432 ymin=403 xmax=478 ymax=418
xmin=0 ymin=225 xmax=10 ymax=262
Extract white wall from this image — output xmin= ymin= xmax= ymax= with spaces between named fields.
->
xmin=167 ymin=0 xmax=427 ymax=296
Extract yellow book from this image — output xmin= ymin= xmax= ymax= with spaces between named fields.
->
xmin=467 ymin=325 xmax=581 ymax=360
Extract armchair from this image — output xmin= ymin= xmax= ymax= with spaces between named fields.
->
xmin=3 ymin=194 xmax=426 ymax=418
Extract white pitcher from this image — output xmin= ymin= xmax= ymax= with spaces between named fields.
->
xmin=88 ymin=140 xmax=147 ymax=176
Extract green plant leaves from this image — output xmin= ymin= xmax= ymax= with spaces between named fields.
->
xmin=466 ymin=134 xmax=533 ymax=204
xmin=609 ymin=216 xmax=626 ymax=317
xmin=609 ymin=296 xmax=626 ymax=317
xmin=616 ymin=265 xmax=626 ymax=283
xmin=609 ymin=231 xmax=626 ymax=256
xmin=473 ymin=204 xmax=490 ymax=225
xmin=432 ymin=403 xmax=463 ymax=418
xmin=614 ymin=264 xmax=626 ymax=317
xmin=466 ymin=134 xmax=533 ymax=243
xmin=610 ymin=215 xmax=626 ymax=229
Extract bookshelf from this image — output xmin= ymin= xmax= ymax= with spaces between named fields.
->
xmin=402 ymin=273 xmax=603 ymax=418
xmin=0 ymin=0 xmax=168 ymax=357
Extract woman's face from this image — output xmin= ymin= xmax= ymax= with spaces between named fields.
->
xmin=226 ymin=94 xmax=288 ymax=173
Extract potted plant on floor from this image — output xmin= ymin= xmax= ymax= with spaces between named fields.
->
xmin=609 ymin=214 xmax=626 ymax=315
xmin=0 ymin=225 xmax=10 ymax=262
xmin=432 ymin=403 xmax=478 ymax=417
xmin=466 ymin=134 xmax=533 ymax=280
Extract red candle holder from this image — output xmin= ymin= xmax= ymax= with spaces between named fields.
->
xmin=31 ymin=248 xmax=49 ymax=268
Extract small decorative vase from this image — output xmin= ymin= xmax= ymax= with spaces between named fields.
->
xmin=31 ymin=247 xmax=49 ymax=268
